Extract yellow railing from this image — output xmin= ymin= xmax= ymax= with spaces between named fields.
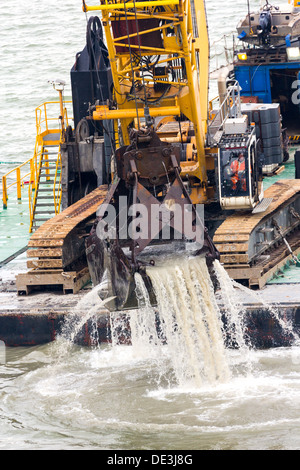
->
xmin=55 ymin=104 xmax=70 ymax=215
xmin=54 ymin=149 xmax=62 ymax=215
xmin=2 ymin=99 xmax=72 ymax=232
xmin=209 ymin=96 xmax=220 ymax=119
xmin=2 ymin=157 xmax=37 ymax=209
xmin=35 ymin=100 xmax=71 ymax=137
xmin=28 ymin=138 xmax=44 ymax=228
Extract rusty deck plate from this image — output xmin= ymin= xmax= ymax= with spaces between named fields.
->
xmin=16 ymin=185 xmax=108 ymax=294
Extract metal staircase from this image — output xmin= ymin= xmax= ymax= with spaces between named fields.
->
xmin=29 ymin=133 xmax=62 ymax=232
xmin=1 ymin=82 xmax=71 ymax=235
xmin=27 ymin=85 xmax=71 ymax=233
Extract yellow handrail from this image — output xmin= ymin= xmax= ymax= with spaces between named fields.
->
xmin=35 ymin=100 xmax=72 ymax=138
xmin=28 ymin=101 xmax=71 ymax=231
xmin=2 ymin=157 xmax=37 ymax=209
xmin=2 ymin=100 xmax=72 ymax=212
xmin=2 ymin=98 xmax=72 ymax=233
xmin=53 ymin=149 xmax=62 ymax=215
xmin=28 ymin=138 xmax=43 ymax=228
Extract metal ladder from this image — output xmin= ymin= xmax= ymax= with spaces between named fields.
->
xmin=29 ymin=132 xmax=62 ymax=232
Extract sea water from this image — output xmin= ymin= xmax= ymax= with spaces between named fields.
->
xmin=1 ymin=257 xmax=300 ymax=450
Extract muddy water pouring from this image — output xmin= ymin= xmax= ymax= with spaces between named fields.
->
xmin=140 ymin=256 xmax=232 ymax=387
xmin=56 ymin=253 xmax=298 ymax=390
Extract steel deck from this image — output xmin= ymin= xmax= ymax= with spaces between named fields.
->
xmin=0 ymin=251 xmax=299 ymax=348
xmin=0 ymin=149 xmax=300 ymax=348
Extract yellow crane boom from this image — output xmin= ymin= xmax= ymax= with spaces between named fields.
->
xmin=82 ymin=0 xmax=210 ymax=190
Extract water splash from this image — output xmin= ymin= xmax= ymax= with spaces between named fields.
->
xmin=213 ymin=260 xmax=250 ymax=351
xmin=53 ymin=252 xmax=299 ymax=390
xmin=133 ymin=256 xmax=233 ymax=388
xmin=52 ymin=284 xmax=113 ymax=361
xmin=131 ymin=272 xmax=161 ymax=351
xmin=231 ymin=277 xmax=299 ymax=346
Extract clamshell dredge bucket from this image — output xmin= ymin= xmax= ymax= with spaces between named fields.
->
xmin=86 ymin=237 xmax=218 ymax=311
xmin=85 ymin=128 xmax=219 ymax=311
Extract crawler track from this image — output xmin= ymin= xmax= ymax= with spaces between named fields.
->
xmin=213 ymin=180 xmax=300 ymax=287
xmin=16 ymin=185 xmax=108 ymax=294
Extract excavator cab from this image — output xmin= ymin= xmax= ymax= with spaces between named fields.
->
xmin=218 ymin=121 xmax=263 ymax=211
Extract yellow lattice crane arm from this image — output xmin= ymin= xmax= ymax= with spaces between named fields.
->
xmin=82 ymin=0 xmax=210 ymax=185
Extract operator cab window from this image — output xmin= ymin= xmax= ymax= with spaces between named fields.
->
xmin=220 ymin=148 xmax=250 ymax=198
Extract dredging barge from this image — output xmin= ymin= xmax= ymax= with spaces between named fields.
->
xmin=1 ymin=0 xmax=300 ymax=348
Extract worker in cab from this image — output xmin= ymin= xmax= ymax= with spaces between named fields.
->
xmin=230 ymin=152 xmax=246 ymax=192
